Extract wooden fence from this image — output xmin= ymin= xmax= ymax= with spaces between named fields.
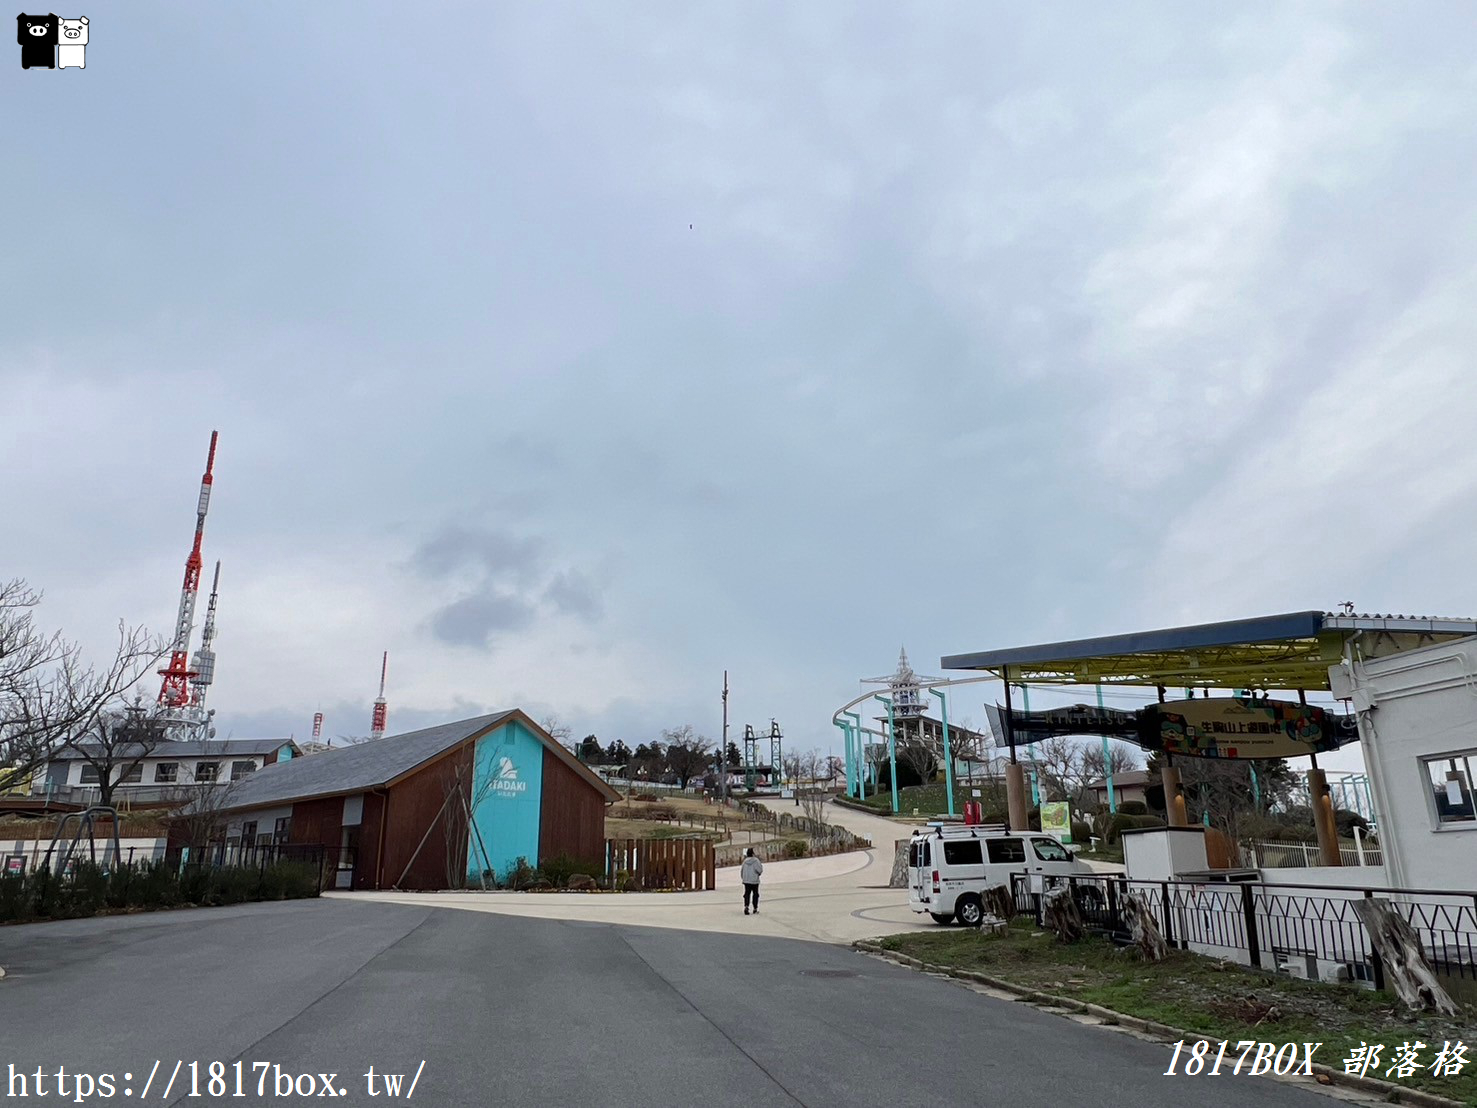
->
xmin=605 ymin=838 xmax=715 ymax=891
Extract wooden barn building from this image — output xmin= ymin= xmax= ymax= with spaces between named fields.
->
xmin=215 ymin=712 xmax=619 ymax=890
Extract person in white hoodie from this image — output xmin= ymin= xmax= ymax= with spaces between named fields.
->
xmin=740 ymin=847 xmax=764 ymax=915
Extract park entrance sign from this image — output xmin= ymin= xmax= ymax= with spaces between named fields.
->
xmin=983 ymin=697 xmax=1358 ymax=760
xmin=1138 ymin=697 xmax=1358 ymax=760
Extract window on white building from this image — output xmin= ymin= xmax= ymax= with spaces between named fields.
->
xmin=118 ymin=763 xmax=143 ymax=784
xmin=195 ymin=761 xmax=220 ymax=783
xmin=79 ymin=764 xmax=100 ymax=784
xmin=155 ymin=762 xmax=178 ymax=784
xmin=230 ymin=760 xmax=257 ymax=781
xmin=1424 ymin=752 xmax=1476 ymax=826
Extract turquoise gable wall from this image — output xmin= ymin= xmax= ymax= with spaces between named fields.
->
xmin=467 ymin=721 xmax=544 ymax=882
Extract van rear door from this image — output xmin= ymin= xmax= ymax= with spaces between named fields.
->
xmin=907 ymin=837 xmax=930 ymax=911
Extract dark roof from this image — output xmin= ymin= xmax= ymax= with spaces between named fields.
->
xmin=220 ymin=714 xmax=512 ymax=811
xmin=1087 ymin=770 xmax=1151 ymax=790
xmin=219 ymin=711 xmax=621 ymax=812
xmin=943 ymin=612 xmax=1327 ymax=671
xmin=941 ymin=611 xmax=1477 ymax=690
xmin=52 ymin=737 xmax=296 ymax=761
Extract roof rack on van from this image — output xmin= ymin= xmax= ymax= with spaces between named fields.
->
xmin=921 ymin=821 xmax=1011 ymax=834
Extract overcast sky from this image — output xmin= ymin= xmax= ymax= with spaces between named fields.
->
xmin=6 ymin=3 xmax=1477 ymax=775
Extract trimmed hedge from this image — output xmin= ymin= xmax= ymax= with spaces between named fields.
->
xmin=0 ymin=859 xmax=321 ymax=925
xmin=1104 ymin=812 xmax=1166 ymax=844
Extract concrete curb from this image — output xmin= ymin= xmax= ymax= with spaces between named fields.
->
xmin=853 ymin=940 xmax=1465 ymax=1108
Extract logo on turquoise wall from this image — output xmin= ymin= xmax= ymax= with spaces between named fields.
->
xmin=489 ymin=755 xmax=528 ymax=795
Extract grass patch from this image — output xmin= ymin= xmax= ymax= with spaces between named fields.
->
xmin=875 ymin=923 xmax=1477 ymax=1104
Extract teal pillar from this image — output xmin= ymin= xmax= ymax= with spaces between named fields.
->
xmin=844 ymin=711 xmax=864 ymax=799
xmin=876 ymin=694 xmax=899 ymax=814
xmin=1020 ymin=683 xmax=1040 ymax=807
xmin=1097 ymin=684 xmax=1116 ymax=814
xmin=835 ymin=721 xmax=853 ymax=797
xmin=1249 ymin=763 xmax=1261 ymax=811
xmin=929 ymin=687 xmax=956 ymax=817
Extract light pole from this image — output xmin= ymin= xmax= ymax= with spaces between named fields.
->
xmin=874 ymin=694 xmax=899 ymax=814
xmin=929 ymin=687 xmax=956 ymax=817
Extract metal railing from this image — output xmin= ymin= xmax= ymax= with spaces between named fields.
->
xmin=1011 ymin=873 xmax=1477 ymax=989
xmin=1241 ymin=839 xmax=1384 ymax=869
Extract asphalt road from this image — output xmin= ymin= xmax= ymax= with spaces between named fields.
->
xmin=0 ymin=899 xmax=1345 ymax=1108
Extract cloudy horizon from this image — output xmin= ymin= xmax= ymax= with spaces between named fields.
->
xmin=8 ymin=3 xmax=1477 ymax=776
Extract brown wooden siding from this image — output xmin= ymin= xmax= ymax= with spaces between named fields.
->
xmin=539 ymin=747 xmax=606 ymax=867
xmin=378 ymin=745 xmax=472 ymax=891
xmin=287 ymin=796 xmax=344 ymax=851
xmin=354 ymin=791 xmax=386 ymax=890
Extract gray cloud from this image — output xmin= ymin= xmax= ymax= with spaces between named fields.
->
xmin=411 ymin=526 xmax=547 ymax=583
xmin=7 ymin=3 xmax=1476 ymax=777
xmin=430 ymin=590 xmax=537 ymax=648
xmin=544 ymin=569 xmax=603 ymax=620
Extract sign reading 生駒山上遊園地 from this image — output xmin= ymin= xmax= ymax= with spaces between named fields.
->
xmin=1137 ymin=697 xmax=1356 ymax=760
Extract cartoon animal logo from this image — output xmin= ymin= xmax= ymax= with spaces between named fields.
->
xmin=496 ymin=756 xmax=518 ymax=781
xmin=17 ymin=12 xmax=58 ymax=69
xmin=56 ymin=14 xmax=85 ymax=68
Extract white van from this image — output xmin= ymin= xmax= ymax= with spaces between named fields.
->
xmin=907 ymin=823 xmax=1096 ymax=926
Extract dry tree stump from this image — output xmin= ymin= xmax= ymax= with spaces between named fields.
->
xmin=1352 ymin=896 xmax=1459 ymax=1015
xmin=983 ymin=883 xmax=1015 ymax=924
xmin=1123 ymin=891 xmax=1168 ymax=962
xmin=1042 ymin=885 xmax=1085 ymax=943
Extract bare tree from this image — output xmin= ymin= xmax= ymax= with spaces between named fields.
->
xmin=0 ymin=578 xmax=163 ymax=783
xmin=1028 ymin=735 xmax=1094 ymax=809
xmin=168 ymin=773 xmax=245 ymax=861
xmin=1080 ymin=740 xmax=1142 ymax=783
xmin=63 ymin=700 xmax=170 ymax=809
xmin=661 ymin=725 xmax=713 ymax=789
xmin=539 ymin=714 xmax=575 ymax=752
xmin=438 ymin=757 xmax=472 ymax=889
xmin=892 ymin=722 xmax=939 ymax=785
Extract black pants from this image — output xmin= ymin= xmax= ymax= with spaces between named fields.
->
xmin=743 ymin=882 xmax=760 ymax=910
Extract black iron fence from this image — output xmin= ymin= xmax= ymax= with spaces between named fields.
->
xmin=1011 ymin=872 xmax=1477 ymax=990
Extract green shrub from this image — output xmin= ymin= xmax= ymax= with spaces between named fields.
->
xmin=1105 ymin=812 xmax=1166 ymax=844
xmin=0 ymin=856 xmax=323 ymax=924
xmin=782 ymin=839 xmax=808 ymax=859
xmin=1070 ymin=820 xmax=1093 ymax=844
xmin=541 ymin=854 xmax=604 ymax=888
xmin=1117 ymin=800 xmax=1149 ymax=816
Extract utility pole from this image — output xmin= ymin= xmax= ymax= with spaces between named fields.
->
xmin=720 ymin=670 xmax=729 ymax=804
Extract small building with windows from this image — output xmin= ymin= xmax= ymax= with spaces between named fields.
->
xmin=32 ymin=738 xmax=300 ymax=807
xmin=1335 ymin=635 xmax=1477 ymax=891
xmin=214 ymin=711 xmax=619 ymax=891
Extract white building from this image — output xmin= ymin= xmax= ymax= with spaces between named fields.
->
xmin=34 ymin=737 xmax=300 ymax=807
xmin=1334 ymin=636 xmax=1477 ymax=892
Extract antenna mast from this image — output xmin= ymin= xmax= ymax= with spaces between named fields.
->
xmin=370 ymin=652 xmax=389 ymax=739
xmin=188 ymin=560 xmax=222 ymax=710
xmin=158 ymin=432 xmax=218 ymax=707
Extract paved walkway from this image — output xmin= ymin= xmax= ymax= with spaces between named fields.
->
xmin=341 ymin=837 xmax=920 ymax=944
xmin=0 ymin=899 xmax=1351 ymax=1108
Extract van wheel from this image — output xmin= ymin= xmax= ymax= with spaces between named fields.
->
xmin=956 ymin=895 xmax=984 ymax=927
xmin=929 ymin=912 xmax=954 ymax=926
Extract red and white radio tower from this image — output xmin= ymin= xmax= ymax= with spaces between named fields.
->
xmin=369 ymin=652 xmax=389 ymax=739
xmin=157 ymin=432 xmax=219 ymax=708
xmin=312 ymin=712 xmax=324 ymax=738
